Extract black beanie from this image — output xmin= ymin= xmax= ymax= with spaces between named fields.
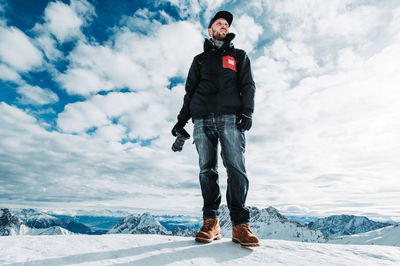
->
xmin=208 ymin=11 xmax=233 ymax=28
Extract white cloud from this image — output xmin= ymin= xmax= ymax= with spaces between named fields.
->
xmin=41 ymin=0 xmax=95 ymax=43
xmin=200 ymin=0 xmax=225 ymax=22
xmin=120 ymin=8 xmax=163 ymax=33
xmin=266 ymin=0 xmax=381 ymax=39
xmin=0 ymin=102 xmax=199 ymax=211
xmin=57 ymin=98 xmax=109 ymax=133
xmin=253 ymin=54 xmax=292 ymax=92
xmin=161 ymin=0 xmax=202 ymax=18
xmin=316 ymin=4 xmax=381 ymax=40
xmin=31 ymin=0 xmax=95 ymax=61
xmin=113 ymin=19 xmax=203 ymax=82
xmin=262 ymin=0 xmax=394 ymax=68
xmin=230 ymin=15 xmax=263 ymax=53
xmin=57 ymin=20 xmax=203 ymax=96
xmin=16 ymin=84 xmax=59 ymax=106
xmin=248 ymin=41 xmax=400 ymax=216
xmin=92 ymin=124 xmax=127 ymax=142
xmin=61 ymin=42 xmax=153 ymax=95
xmin=266 ymin=38 xmax=319 ymax=73
xmin=115 ymin=20 xmax=202 ymax=81
xmin=57 ymin=67 xmax=115 ymax=96
xmin=57 ymin=89 xmax=182 ymax=140
xmin=158 ymin=0 xmax=225 ymax=27
xmin=389 ymin=7 xmax=400 ymax=41
xmin=44 ymin=1 xmax=82 ymax=43
xmin=34 ymin=33 xmax=62 ymax=61
xmin=336 ymin=47 xmax=362 ymax=70
xmin=0 ymin=64 xmax=21 ymax=82
xmin=0 ymin=26 xmax=43 ymax=72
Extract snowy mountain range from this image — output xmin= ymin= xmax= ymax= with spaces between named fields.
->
xmin=0 ymin=208 xmax=73 ymax=236
xmin=107 ymin=205 xmax=327 ymax=243
xmin=0 ymin=208 xmax=25 ymax=236
xmin=218 ymin=205 xmax=327 ymax=242
xmin=307 ymin=214 xmax=392 ymax=239
xmin=2 ymin=206 xmax=397 ymax=247
xmin=10 ymin=208 xmax=94 ymax=234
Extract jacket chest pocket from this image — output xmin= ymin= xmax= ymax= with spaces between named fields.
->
xmin=222 ymin=55 xmax=237 ymax=72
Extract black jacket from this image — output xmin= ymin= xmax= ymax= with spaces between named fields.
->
xmin=177 ymin=33 xmax=255 ymax=123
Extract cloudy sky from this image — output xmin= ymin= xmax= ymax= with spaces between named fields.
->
xmin=1 ymin=0 xmax=399 ymax=221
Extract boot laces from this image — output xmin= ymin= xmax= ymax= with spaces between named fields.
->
xmin=239 ymin=224 xmax=253 ymax=234
xmin=201 ymin=219 xmax=215 ymax=231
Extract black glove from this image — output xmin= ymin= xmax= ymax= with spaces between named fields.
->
xmin=236 ymin=113 xmax=252 ymax=132
xmin=171 ymin=120 xmax=186 ymax=137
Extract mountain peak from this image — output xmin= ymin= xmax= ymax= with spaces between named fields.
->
xmin=0 ymin=208 xmax=26 ymax=236
xmin=108 ymin=212 xmax=170 ymax=235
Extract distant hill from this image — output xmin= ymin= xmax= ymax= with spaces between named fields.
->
xmin=307 ymin=214 xmax=392 ymax=239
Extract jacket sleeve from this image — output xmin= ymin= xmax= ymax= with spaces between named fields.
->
xmin=177 ymin=56 xmax=201 ymax=123
xmin=238 ymin=50 xmax=256 ymax=116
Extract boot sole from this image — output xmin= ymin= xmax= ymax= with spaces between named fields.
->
xmin=195 ymin=234 xmax=221 ymax=243
xmin=232 ymin=237 xmax=260 ymax=247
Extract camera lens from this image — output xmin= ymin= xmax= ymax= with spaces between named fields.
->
xmin=172 ymin=134 xmax=186 ymax=152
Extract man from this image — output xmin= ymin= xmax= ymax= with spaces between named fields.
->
xmin=172 ymin=11 xmax=259 ymax=247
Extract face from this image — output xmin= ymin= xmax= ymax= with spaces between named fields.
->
xmin=208 ymin=18 xmax=229 ymax=41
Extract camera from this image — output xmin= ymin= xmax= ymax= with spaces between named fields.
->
xmin=172 ymin=128 xmax=190 ymax=152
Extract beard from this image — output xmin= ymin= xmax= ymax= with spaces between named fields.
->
xmin=211 ymin=29 xmax=227 ymax=41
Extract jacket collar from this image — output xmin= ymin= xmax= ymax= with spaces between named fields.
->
xmin=204 ymin=32 xmax=235 ymax=52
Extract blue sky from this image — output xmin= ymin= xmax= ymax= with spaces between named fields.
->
xmin=1 ymin=0 xmax=400 ymax=221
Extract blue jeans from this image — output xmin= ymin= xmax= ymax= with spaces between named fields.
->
xmin=193 ymin=113 xmax=250 ymax=226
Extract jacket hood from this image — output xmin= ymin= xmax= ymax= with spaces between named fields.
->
xmin=204 ymin=32 xmax=235 ymax=52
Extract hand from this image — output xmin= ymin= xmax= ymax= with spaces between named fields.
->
xmin=236 ymin=113 xmax=252 ymax=132
xmin=171 ymin=120 xmax=186 ymax=137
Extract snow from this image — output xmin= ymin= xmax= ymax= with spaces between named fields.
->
xmin=27 ymin=226 xmax=74 ymax=236
xmin=330 ymin=224 xmax=400 ymax=246
xmin=1 ymin=234 xmax=400 ymax=265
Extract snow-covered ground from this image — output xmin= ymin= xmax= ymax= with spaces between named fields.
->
xmin=1 ymin=234 xmax=400 ymax=265
xmin=330 ymin=224 xmax=400 ymax=246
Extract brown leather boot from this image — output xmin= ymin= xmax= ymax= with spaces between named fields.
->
xmin=195 ymin=218 xmax=221 ymax=243
xmin=232 ymin=224 xmax=260 ymax=247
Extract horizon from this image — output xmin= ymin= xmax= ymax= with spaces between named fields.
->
xmin=2 ymin=204 xmax=399 ymax=224
xmin=1 ymin=0 xmax=400 ymax=222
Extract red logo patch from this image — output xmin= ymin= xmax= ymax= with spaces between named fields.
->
xmin=222 ymin=55 xmax=237 ymax=72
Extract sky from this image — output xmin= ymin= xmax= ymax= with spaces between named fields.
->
xmin=0 ymin=0 xmax=399 ymax=221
